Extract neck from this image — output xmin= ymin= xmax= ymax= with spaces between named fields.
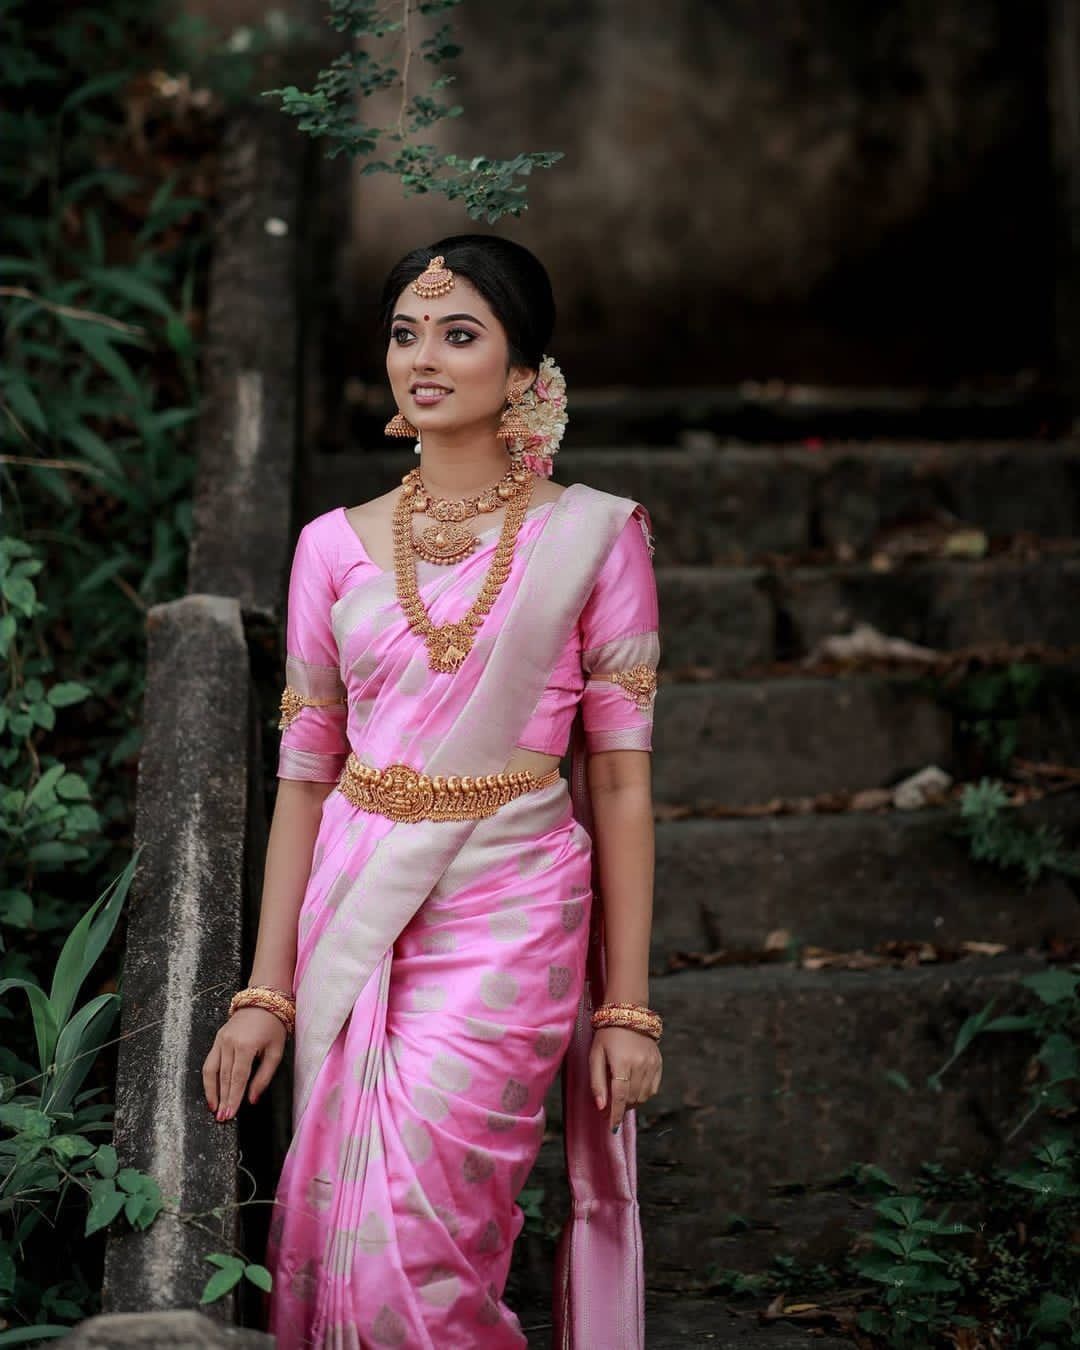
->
xmin=415 ymin=431 xmax=514 ymax=498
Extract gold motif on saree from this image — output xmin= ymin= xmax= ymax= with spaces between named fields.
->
xmin=589 ymin=663 xmax=658 ymax=711
xmin=278 ymin=684 xmax=347 ymax=730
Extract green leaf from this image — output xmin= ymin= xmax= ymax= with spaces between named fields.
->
xmin=48 ymin=855 xmax=137 ymax=1032
xmin=58 ymin=315 xmax=141 ymax=399
xmin=55 ymin=773 xmax=91 ymax=801
xmin=47 ymin=1133 xmax=96 ymax=1161
xmin=1021 ymin=968 xmax=1079 ymax=1005
xmin=85 ymin=1177 xmax=125 ymax=1235
xmin=0 ymin=1327 xmax=74 ymax=1344
xmin=61 ymin=422 xmax=123 ymax=477
xmin=1031 ymin=1291 xmax=1074 ymax=1330
xmin=27 ymin=841 xmax=89 ymax=867
xmin=26 ymin=763 xmax=65 ymax=808
xmin=199 ymin=1257 xmax=244 ymax=1303
xmin=985 ymin=1014 xmax=1040 ymax=1032
xmin=85 ymin=267 xmax=174 ymax=319
xmin=0 ymin=890 xmax=33 ymax=929
xmin=4 ymin=379 xmax=48 ymax=434
xmin=94 ymin=1143 xmax=118 ymax=1178
xmin=244 ymin=1263 xmax=273 ymax=1292
xmin=0 ymin=978 xmax=59 ymax=1073
xmin=59 ymin=70 xmax=130 ymax=113
xmin=47 ymin=993 xmax=118 ymax=1115
xmin=2 ymin=576 xmax=35 ymax=616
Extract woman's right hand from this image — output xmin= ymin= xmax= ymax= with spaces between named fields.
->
xmin=202 ymin=1008 xmax=288 ymax=1121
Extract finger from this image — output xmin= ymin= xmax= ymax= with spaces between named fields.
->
xmin=223 ymin=1050 xmax=254 ymax=1119
xmin=589 ymin=1043 xmax=608 ymax=1111
xmin=248 ymin=1042 xmax=284 ymax=1104
xmin=202 ymin=1043 xmax=220 ymax=1110
xmin=215 ymin=1042 xmax=234 ymax=1119
xmin=609 ymin=1076 xmax=630 ymax=1133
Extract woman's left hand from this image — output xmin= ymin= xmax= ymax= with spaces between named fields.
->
xmin=589 ymin=1026 xmax=662 ymax=1134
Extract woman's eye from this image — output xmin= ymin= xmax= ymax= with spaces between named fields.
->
xmin=390 ymin=327 xmax=475 ymax=345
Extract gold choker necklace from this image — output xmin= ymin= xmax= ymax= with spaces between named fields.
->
xmin=401 ymin=458 xmax=531 ymax=565
xmin=394 ymin=471 xmax=536 ymax=673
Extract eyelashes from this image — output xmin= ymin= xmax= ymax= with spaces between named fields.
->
xmin=390 ymin=327 xmax=475 ymax=346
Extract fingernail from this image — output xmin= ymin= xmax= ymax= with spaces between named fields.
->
xmin=595 ymin=1096 xmax=604 ymax=1109
xmin=216 ymin=1108 xmax=226 ymax=1122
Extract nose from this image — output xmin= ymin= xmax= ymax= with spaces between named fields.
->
xmin=411 ymin=325 xmax=442 ymax=373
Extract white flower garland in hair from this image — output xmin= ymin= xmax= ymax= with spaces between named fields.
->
xmin=513 ymin=355 xmax=568 ymax=478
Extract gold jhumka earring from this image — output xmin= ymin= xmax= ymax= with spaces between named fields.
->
xmin=384 ymin=409 xmax=418 ymax=438
xmin=496 ymin=387 xmax=531 ymax=446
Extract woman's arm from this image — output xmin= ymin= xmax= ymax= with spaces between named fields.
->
xmin=586 ymin=747 xmax=654 ymax=1006
xmin=586 ymin=746 xmax=660 ymax=1132
xmin=246 ymin=778 xmax=336 ymax=992
xmin=204 ymin=778 xmax=333 ymax=1118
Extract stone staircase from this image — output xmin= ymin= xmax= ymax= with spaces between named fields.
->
xmin=303 ymin=434 xmax=1080 ymax=1345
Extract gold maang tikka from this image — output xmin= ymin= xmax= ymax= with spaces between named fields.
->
xmin=411 ymin=254 xmax=456 ymax=298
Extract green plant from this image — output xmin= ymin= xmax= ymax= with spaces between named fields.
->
xmin=1 ymin=0 xmax=219 ymax=1333
xmin=0 ymin=857 xmax=167 ymax=1343
xmin=262 ymin=0 xmax=564 ymax=222
xmin=925 ymin=662 xmax=1048 ymax=774
xmin=954 ymin=778 xmax=1080 ymax=890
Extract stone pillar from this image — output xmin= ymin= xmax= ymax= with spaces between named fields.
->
xmin=102 ymin=596 xmax=250 ymax=1316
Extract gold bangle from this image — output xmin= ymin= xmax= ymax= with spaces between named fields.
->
xmin=229 ymin=986 xmax=296 ymax=1036
xmin=591 ymin=1001 xmax=663 ymax=1042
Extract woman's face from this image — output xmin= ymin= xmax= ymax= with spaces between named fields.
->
xmin=386 ymin=275 xmax=532 ymax=438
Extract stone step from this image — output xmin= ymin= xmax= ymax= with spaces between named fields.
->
xmin=650 ymin=671 xmax=1080 ymax=806
xmin=651 ymin=674 xmax=951 ymax=804
xmin=344 ymin=381 xmax=1066 ymax=448
xmin=307 ymin=441 xmax=1080 ymax=565
xmin=657 ymin=556 xmax=1080 ymax=673
xmin=512 ymin=1291 xmax=850 ymax=1348
xmin=524 ymin=956 xmax=1047 ymax=1293
xmin=647 ymin=792 xmax=1079 ymax=962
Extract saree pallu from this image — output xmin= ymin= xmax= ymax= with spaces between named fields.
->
xmin=265 ymin=484 xmax=653 ymax=1348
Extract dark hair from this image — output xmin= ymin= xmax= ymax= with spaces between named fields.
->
xmin=379 ymin=234 xmax=555 ymax=376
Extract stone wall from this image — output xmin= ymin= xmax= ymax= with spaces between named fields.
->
xmin=342 ymin=0 xmax=1053 ymax=388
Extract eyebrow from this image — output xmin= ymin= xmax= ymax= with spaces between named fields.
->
xmin=391 ymin=312 xmax=488 ymax=329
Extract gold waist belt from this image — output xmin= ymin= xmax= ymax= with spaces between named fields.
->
xmin=336 ymin=752 xmax=562 ymax=823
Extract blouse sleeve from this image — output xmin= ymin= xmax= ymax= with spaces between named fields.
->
xmin=277 ymin=521 xmax=350 ymax=783
xmin=577 ymin=503 xmax=660 ymax=753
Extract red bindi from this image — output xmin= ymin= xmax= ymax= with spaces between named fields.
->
xmin=424 ymin=313 xmax=430 ymax=320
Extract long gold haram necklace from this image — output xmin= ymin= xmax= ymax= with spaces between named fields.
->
xmin=394 ymin=472 xmax=537 ymax=673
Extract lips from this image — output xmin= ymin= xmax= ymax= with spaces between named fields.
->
xmin=411 ymin=386 xmax=452 ymax=404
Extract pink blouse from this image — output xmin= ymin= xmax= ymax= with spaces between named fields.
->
xmin=277 ymin=498 xmax=660 ymax=782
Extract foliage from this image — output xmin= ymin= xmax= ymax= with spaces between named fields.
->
xmin=263 ymin=0 xmax=564 ymax=222
xmin=0 ymin=0 xmax=217 ymax=1334
xmin=954 ymin=778 xmax=1080 ymax=890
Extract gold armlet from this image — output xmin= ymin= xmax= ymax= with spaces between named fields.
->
xmin=587 ymin=664 xmax=658 ymax=712
xmin=278 ymin=684 xmax=348 ymax=730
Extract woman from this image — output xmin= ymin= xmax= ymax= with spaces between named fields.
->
xmin=202 ymin=235 xmax=664 ymax=1348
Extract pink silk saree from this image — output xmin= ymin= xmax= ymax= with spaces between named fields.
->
xmin=265 ymin=483 xmax=655 ymax=1348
